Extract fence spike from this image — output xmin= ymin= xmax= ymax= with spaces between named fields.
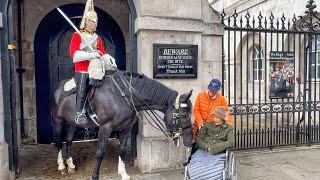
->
xmin=264 ymin=17 xmax=267 ymax=28
xmin=220 ymin=9 xmax=226 ymax=26
xmin=269 ymin=12 xmax=275 ymax=29
xmin=281 ymin=13 xmax=286 ymax=30
xmin=276 ymin=17 xmax=280 ymax=30
xmin=232 ymin=9 xmax=239 ymax=27
xmin=258 ymin=12 xmax=263 ymax=29
xmin=245 ymin=11 xmax=251 ymax=28
xmin=252 ymin=15 xmax=255 ymax=28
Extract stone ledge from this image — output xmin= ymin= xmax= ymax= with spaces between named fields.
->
xmin=135 ymin=16 xmax=223 ymax=35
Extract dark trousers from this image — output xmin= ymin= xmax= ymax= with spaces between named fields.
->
xmin=74 ymin=72 xmax=89 ymax=113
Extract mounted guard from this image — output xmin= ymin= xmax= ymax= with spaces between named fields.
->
xmin=54 ymin=2 xmax=193 ymax=179
xmin=69 ymin=0 xmax=117 ymax=125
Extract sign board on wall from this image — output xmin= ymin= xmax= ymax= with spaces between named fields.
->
xmin=153 ymin=44 xmax=198 ymax=78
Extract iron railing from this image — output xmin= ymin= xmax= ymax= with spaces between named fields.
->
xmin=221 ymin=0 xmax=320 ymax=149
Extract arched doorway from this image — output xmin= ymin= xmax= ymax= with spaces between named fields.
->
xmin=35 ymin=4 xmax=126 ymax=143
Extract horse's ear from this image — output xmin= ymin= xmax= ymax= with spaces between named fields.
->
xmin=185 ymin=90 xmax=193 ymax=100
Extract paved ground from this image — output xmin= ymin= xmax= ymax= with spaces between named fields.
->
xmin=17 ymin=140 xmax=320 ymax=180
xmin=17 ymin=140 xmax=185 ymax=180
xmin=236 ymin=146 xmax=320 ymax=180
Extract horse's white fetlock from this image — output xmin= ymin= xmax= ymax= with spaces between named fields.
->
xmin=57 ymin=150 xmax=66 ymax=171
xmin=66 ymin=157 xmax=76 ymax=169
xmin=118 ymin=157 xmax=130 ymax=180
xmin=58 ymin=163 xmax=66 ymax=171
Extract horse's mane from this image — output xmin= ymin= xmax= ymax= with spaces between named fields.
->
xmin=122 ymin=72 xmax=178 ymax=106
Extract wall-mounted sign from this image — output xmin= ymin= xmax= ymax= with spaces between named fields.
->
xmin=153 ymin=44 xmax=198 ymax=78
xmin=269 ymin=51 xmax=295 ymax=99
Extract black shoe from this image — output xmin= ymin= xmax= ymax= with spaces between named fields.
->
xmin=75 ymin=112 xmax=88 ymax=125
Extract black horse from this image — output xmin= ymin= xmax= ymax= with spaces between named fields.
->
xmin=50 ymin=71 xmax=193 ymax=180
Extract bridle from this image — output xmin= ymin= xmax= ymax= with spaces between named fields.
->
xmin=171 ymin=95 xmax=192 ymax=139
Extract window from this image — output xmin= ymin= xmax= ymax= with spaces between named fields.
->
xmin=251 ymin=46 xmax=265 ymax=80
xmin=307 ymin=36 xmax=320 ymax=81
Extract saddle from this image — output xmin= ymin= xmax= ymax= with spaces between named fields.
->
xmin=63 ymin=78 xmax=96 ymax=98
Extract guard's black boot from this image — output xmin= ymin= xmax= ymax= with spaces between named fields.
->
xmin=75 ymin=73 xmax=89 ymax=125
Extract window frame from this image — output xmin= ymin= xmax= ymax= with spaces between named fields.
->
xmin=251 ymin=46 xmax=265 ymax=81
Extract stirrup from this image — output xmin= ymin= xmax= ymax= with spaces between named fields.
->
xmin=75 ymin=111 xmax=88 ymax=125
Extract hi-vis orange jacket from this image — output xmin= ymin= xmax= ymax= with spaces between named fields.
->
xmin=193 ymin=91 xmax=233 ymax=135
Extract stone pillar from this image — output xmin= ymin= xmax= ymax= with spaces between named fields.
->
xmin=0 ymin=11 xmax=10 ymax=179
xmin=135 ymin=0 xmax=223 ymax=173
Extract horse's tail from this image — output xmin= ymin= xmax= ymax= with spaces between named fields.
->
xmin=49 ymin=82 xmax=61 ymax=120
xmin=49 ymin=81 xmax=65 ymax=150
xmin=49 ymin=82 xmax=62 ymax=109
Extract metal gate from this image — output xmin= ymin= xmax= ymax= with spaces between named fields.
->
xmin=221 ymin=0 xmax=320 ymax=149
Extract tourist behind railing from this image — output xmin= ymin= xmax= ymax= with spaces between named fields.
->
xmin=192 ymin=78 xmax=233 ymax=138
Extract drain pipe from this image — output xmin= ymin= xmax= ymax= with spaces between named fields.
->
xmin=16 ymin=0 xmax=25 ymax=139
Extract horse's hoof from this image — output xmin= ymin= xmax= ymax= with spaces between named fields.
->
xmin=121 ymin=175 xmax=130 ymax=180
xmin=59 ymin=169 xmax=66 ymax=175
xmin=58 ymin=165 xmax=66 ymax=175
xmin=120 ymin=174 xmax=130 ymax=180
xmin=68 ymin=167 xmax=76 ymax=173
xmin=92 ymin=174 xmax=99 ymax=180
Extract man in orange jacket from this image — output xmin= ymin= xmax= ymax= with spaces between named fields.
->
xmin=192 ymin=78 xmax=233 ymax=138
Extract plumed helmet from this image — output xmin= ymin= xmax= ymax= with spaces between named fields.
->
xmin=80 ymin=0 xmax=98 ymax=29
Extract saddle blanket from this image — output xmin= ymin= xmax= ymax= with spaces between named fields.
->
xmin=187 ymin=149 xmax=225 ymax=180
xmin=64 ymin=78 xmax=76 ymax=91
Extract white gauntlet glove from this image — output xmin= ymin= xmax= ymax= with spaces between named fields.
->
xmin=101 ymin=54 xmax=117 ymax=68
xmin=73 ymin=50 xmax=100 ymax=62
xmin=89 ymin=51 xmax=101 ymax=59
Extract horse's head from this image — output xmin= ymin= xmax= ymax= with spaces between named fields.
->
xmin=164 ymin=90 xmax=193 ymax=147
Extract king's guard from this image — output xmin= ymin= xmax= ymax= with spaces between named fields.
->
xmin=69 ymin=0 xmax=117 ymax=125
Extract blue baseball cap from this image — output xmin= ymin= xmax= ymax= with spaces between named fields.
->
xmin=208 ymin=79 xmax=221 ymax=92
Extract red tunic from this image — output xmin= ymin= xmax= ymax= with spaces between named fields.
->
xmin=69 ymin=32 xmax=107 ymax=72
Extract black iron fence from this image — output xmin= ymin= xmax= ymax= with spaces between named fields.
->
xmin=221 ymin=0 xmax=320 ymax=149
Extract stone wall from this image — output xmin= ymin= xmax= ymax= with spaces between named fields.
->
xmin=134 ymin=0 xmax=223 ymax=172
